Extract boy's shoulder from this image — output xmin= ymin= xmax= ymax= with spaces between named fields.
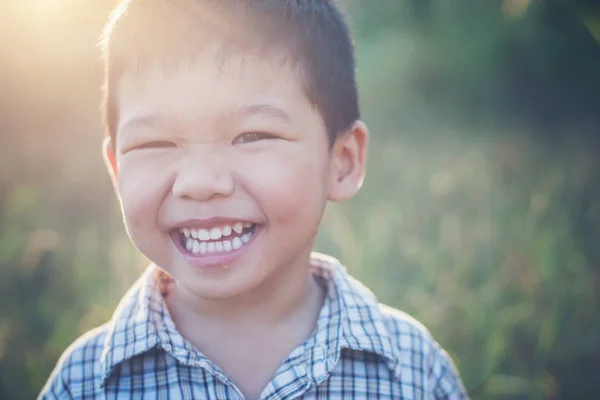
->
xmin=39 ymin=272 xmax=151 ymax=399
xmin=372 ymin=303 xmax=467 ymax=398
xmin=313 ymin=252 xmax=466 ymax=396
xmin=378 ymin=302 xmax=438 ymax=350
xmin=376 ymin=301 xmax=457 ymax=372
xmin=39 ymin=323 xmax=111 ymax=398
xmin=312 ymin=252 xmax=441 ymax=350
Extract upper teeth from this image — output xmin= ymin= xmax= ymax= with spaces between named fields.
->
xmin=181 ymin=222 xmax=252 ymax=240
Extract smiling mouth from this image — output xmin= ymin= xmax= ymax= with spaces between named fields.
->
xmin=176 ymin=222 xmax=258 ymax=255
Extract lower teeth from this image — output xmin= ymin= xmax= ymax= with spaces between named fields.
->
xmin=183 ymin=230 xmax=253 ymax=254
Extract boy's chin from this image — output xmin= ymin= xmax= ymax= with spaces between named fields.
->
xmin=171 ymin=266 xmax=269 ymax=301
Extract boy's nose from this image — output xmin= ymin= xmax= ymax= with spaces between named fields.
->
xmin=171 ymin=153 xmax=235 ymax=201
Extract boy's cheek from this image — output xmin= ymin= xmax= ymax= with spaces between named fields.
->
xmin=119 ymin=195 xmax=156 ymax=246
xmin=250 ymin=153 xmax=324 ymax=184
xmin=245 ymin=155 xmax=328 ymax=221
xmin=245 ymin=144 xmax=329 ymax=188
xmin=117 ymin=165 xmax=171 ymax=231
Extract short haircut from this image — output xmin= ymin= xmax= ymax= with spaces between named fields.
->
xmin=101 ymin=0 xmax=360 ymax=148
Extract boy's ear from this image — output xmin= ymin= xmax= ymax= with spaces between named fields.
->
xmin=102 ymin=137 xmax=119 ymax=191
xmin=327 ymin=120 xmax=369 ymax=202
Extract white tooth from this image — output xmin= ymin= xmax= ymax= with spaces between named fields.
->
xmin=182 ymin=228 xmax=191 ymax=238
xmin=242 ymin=222 xmax=252 ymax=228
xmin=191 ymin=229 xmax=198 ymax=239
xmin=215 ymin=241 xmax=223 ymax=252
xmin=241 ymin=232 xmax=251 ymax=243
xmin=207 ymin=242 xmax=216 ymax=252
xmin=233 ymin=222 xmax=243 ymax=234
xmin=186 ymin=238 xmax=194 ymax=251
xmin=192 ymin=240 xmax=201 ymax=254
xmin=223 ymin=240 xmax=232 ymax=252
xmin=232 ymin=237 xmax=243 ymax=250
xmin=222 ymin=225 xmax=232 ymax=236
xmin=209 ymin=227 xmax=222 ymax=240
xmin=197 ymin=229 xmax=210 ymax=241
xmin=199 ymin=241 xmax=207 ymax=254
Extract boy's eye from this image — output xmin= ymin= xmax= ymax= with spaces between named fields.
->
xmin=130 ymin=141 xmax=176 ymax=151
xmin=232 ymin=132 xmax=276 ymax=145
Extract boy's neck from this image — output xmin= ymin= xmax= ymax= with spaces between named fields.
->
xmin=165 ymin=255 xmax=326 ymax=400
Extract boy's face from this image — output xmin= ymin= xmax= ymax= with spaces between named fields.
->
xmin=105 ymin=46 xmax=367 ymax=300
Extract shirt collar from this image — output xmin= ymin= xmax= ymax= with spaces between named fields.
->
xmin=99 ymin=265 xmax=179 ymax=384
xmin=99 ymin=253 xmax=399 ymax=384
xmin=308 ymin=253 xmax=398 ymax=379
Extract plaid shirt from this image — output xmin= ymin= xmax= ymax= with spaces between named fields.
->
xmin=40 ymin=253 xmax=467 ymax=399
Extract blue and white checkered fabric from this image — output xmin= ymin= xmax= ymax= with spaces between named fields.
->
xmin=40 ymin=253 xmax=467 ymax=399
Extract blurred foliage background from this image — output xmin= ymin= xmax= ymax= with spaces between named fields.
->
xmin=1 ymin=0 xmax=599 ymax=398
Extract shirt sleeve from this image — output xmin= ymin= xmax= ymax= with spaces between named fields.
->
xmin=428 ymin=342 xmax=469 ymax=399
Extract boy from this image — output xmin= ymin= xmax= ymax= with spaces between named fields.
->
xmin=40 ymin=0 xmax=467 ymax=398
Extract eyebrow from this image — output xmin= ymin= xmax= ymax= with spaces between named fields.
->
xmin=118 ymin=104 xmax=292 ymax=134
xmin=118 ymin=115 xmax=167 ymax=134
xmin=238 ymin=103 xmax=292 ymax=124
